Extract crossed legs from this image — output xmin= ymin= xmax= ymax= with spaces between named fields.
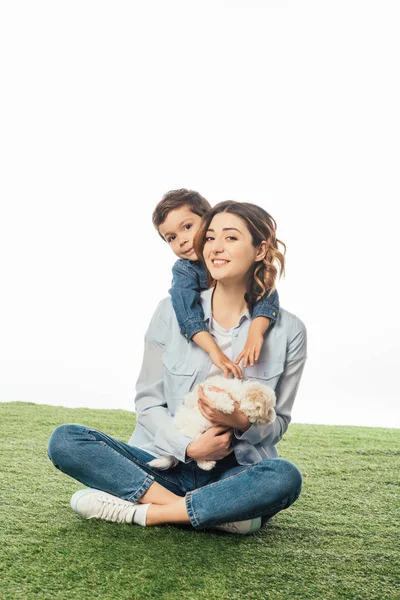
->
xmin=48 ymin=424 xmax=302 ymax=529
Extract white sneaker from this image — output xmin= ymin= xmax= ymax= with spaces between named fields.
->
xmin=70 ymin=488 xmax=138 ymax=524
xmin=214 ymin=517 xmax=262 ymax=535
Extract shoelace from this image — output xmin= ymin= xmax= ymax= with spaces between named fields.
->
xmin=96 ymin=495 xmax=133 ymax=522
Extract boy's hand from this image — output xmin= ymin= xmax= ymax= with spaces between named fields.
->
xmin=209 ymin=347 xmax=243 ymax=379
xmin=235 ymin=331 xmax=264 ymax=368
xmin=235 ymin=316 xmax=270 ymax=368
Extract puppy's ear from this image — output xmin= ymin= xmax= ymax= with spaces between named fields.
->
xmin=244 ymin=383 xmax=276 ymax=425
xmin=266 ymin=407 xmax=276 ymax=424
xmin=257 ymin=392 xmax=274 ymax=422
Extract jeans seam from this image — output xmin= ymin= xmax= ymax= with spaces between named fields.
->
xmin=89 ymin=430 xmax=185 ymax=492
xmin=185 ymin=491 xmax=199 ymax=528
xmin=127 ymin=476 xmax=155 ymax=503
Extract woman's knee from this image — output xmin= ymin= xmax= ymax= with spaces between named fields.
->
xmin=273 ymin=458 xmax=302 ymax=502
xmin=47 ymin=423 xmax=82 ymax=468
xmin=259 ymin=458 xmax=302 ymax=505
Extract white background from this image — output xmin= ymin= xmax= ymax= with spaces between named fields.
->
xmin=1 ymin=1 xmax=399 ymax=428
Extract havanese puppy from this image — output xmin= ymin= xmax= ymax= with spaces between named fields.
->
xmin=147 ymin=375 xmax=276 ymax=471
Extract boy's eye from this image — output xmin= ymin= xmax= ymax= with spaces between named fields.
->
xmin=167 ymin=236 xmax=176 ymax=243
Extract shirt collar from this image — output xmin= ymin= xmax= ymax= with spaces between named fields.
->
xmin=201 ymin=286 xmax=251 ymax=326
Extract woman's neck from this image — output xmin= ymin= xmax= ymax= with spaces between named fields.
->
xmin=211 ymin=281 xmax=249 ymax=329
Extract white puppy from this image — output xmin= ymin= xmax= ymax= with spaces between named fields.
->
xmin=147 ymin=375 xmax=276 ymax=471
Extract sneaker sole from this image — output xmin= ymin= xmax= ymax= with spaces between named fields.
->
xmin=246 ymin=516 xmax=262 ymax=534
xmin=215 ymin=516 xmax=262 ymax=535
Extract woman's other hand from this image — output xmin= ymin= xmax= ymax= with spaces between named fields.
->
xmin=186 ymin=425 xmax=234 ymax=461
xmin=209 ymin=347 xmax=243 ymax=379
xmin=197 ymin=385 xmax=251 ymax=431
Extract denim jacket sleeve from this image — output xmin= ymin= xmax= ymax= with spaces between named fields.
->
xmin=134 ymin=300 xmax=194 ymax=463
xmin=251 ymin=288 xmax=280 ymax=325
xmin=168 ymin=260 xmax=209 ymax=342
xmin=234 ymin=320 xmax=307 ymax=446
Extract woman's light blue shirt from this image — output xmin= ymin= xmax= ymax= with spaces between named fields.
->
xmin=128 ymin=287 xmax=307 ymax=466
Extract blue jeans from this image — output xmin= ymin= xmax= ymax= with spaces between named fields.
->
xmin=47 ymin=424 xmax=302 ymax=530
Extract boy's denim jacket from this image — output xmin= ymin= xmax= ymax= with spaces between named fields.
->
xmin=169 ymin=259 xmax=280 ymax=341
xmin=128 ymin=287 xmax=307 ymax=466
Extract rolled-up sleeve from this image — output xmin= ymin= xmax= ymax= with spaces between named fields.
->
xmin=169 ymin=261 xmax=209 ymax=342
xmin=251 ymin=288 xmax=280 ymax=326
xmin=234 ymin=321 xmax=307 ymax=446
xmin=134 ymin=302 xmax=194 ymax=463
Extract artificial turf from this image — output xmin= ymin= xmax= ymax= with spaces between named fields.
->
xmin=1 ymin=402 xmax=399 ymax=600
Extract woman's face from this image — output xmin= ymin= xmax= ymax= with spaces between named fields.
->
xmin=203 ymin=212 xmax=264 ymax=284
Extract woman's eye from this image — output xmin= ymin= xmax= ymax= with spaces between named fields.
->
xmin=205 ymin=236 xmax=236 ymax=242
xmin=184 ymin=224 xmax=192 ymax=230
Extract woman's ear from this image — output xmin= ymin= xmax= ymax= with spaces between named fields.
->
xmin=255 ymin=240 xmax=268 ymax=262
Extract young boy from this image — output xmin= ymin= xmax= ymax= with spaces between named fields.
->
xmin=152 ymin=189 xmax=280 ymax=378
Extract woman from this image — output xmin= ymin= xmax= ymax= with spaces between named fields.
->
xmin=47 ymin=201 xmax=307 ymax=534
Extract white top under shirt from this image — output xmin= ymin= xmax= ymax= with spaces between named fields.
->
xmin=203 ymin=314 xmax=235 ymax=383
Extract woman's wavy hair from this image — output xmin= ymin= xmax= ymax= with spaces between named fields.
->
xmin=193 ymin=201 xmax=286 ymax=311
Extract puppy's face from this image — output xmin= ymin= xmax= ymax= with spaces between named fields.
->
xmin=243 ymin=380 xmax=276 ymax=423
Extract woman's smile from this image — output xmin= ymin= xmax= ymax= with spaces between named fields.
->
xmin=211 ymin=259 xmax=230 ymax=267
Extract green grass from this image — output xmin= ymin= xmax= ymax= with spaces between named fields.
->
xmin=1 ymin=402 xmax=399 ymax=600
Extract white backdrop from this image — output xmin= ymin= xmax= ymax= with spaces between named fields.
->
xmin=1 ymin=1 xmax=399 ymax=428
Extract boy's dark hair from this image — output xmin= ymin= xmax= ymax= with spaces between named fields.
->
xmin=152 ymin=189 xmax=212 ymax=241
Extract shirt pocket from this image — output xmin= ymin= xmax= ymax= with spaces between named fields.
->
xmin=162 ymin=354 xmax=197 ymax=408
xmin=244 ymin=361 xmax=284 ymax=391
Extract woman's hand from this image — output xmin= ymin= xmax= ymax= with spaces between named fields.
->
xmin=197 ymin=385 xmax=251 ymax=431
xmin=209 ymin=348 xmax=243 ymax=379
xmin=186 ymin=426 xmax=234 ymax=461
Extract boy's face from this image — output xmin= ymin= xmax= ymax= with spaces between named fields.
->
xmin=158 ymin=205 xmax=203 ymax=260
